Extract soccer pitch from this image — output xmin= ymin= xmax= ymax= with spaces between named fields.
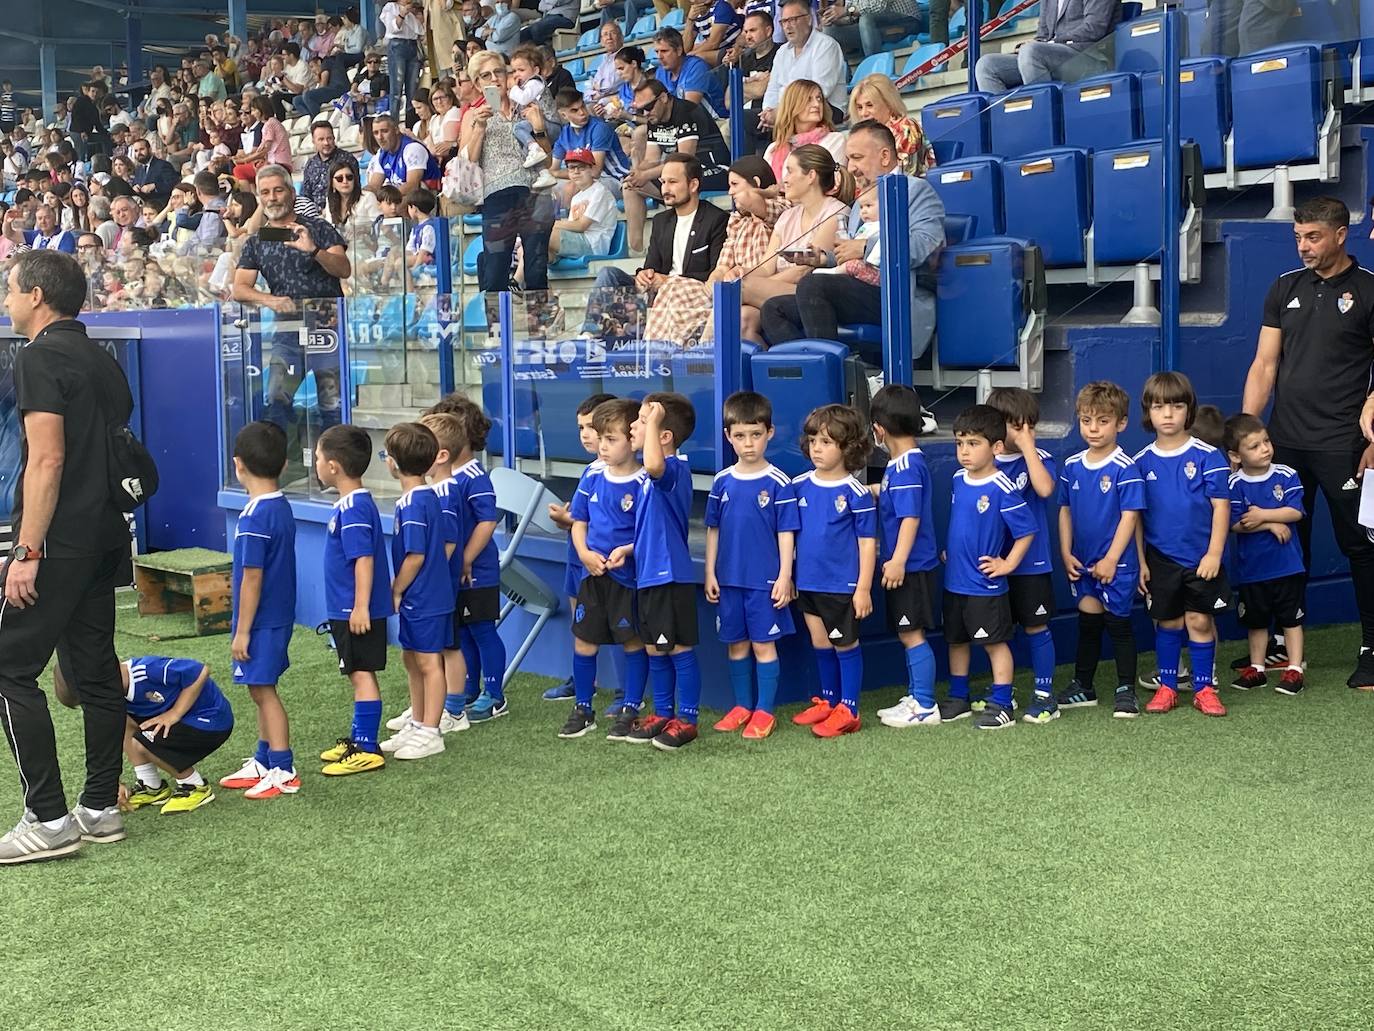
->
xmin=3 ymin=610 xmax=1374 ymax=1031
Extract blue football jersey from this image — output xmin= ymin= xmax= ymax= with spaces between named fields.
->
xmin=571 ymin=466 xmax=647 ymax=588
xmin=433 ymin=475 xmax=467 ymax=594
xmin=324 ymin=489 xmax=393 ymax=621
xmin=232 ymin=492 xmax=297 ymax=631
xmin=391 ymin=486 xmax=455 ymax=618
xmin=635 ymin=454 xmax=696 ymax=589
xmin=565 ymin=460 xmax=605 ymax=571
xmin=453 ymin=459 xmax=500 ymax=589
xmin=792 ymin=471 xmax=878 ymax=593
xmin=705 ymin=463 xmax=800 ymax=590
xmin=1133 ymin=437 xmax=1231 ymax=567
xmin=878 ymin=447 xmax=938 ymax=572
xmin=1229 ymin=465 xmax=1306 ymax=584
xmin=126 ymin=656 xmax=234 ymax=733
xmin=1057 ymin=447 xmax=1146 ymax=567
xmin=945 ymin=469 xmax=1039 ymax=596
xmin=995 ymin=448 xmax=1058 ymax=575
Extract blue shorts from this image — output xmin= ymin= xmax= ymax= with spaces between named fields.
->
xmin=714 ymin=586 xmax=795 ymax=644
xmin=556 ymin=229 xmax=594 ymax=258
xmin=1070 ymin=563 xmax=1138 ymax=618
xmin=232 ymin=624 xmax=292 ymax=686
xmin=563 ymin=558 xmax=586 ymax=600
xmin=399 ymin=611 xmax=450 ymax=654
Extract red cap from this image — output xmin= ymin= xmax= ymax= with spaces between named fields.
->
xmin=564 ymin=147 xmax=596 ymax=166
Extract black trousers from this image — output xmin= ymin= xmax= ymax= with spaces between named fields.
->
xmin=761 ymin=274 xmax=881 ymax=346
xmin=1272 ymin=443 xmax=1374 ymax=648
xmin=0 ymin=549 xmax=127 ymax=822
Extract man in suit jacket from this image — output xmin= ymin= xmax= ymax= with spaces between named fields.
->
xmin=974 ymin=0 xmax=1120 ymax=92
xmin=127 ymin=138 xmax=178 ymax=209
xmin=582 ymin=153 xmax=729 ymax=333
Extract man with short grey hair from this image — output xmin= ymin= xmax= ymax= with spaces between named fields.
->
xmin=233 ymin=165 xmax=350 ymax=310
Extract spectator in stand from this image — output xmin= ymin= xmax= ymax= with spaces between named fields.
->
xmin=553 ymin=89 xmax=632 ymax=197
xmin=90 ymin=197 xmax=115 ymax=247
xmin=594 ymin=0 xmax=639 ymax=30
xmin=27 ymin=205 xmax=77 ymax=253
xmin=974 ymin=0 xmax=1119 ymax=93
xmin=195 ymin=59 xmax=227 ymax=102
xmin=381 ymin=0 xmax=427 ymax=124
xmin=367 ymin=113 xmax=442 ymax=195
xmin=104 ymin=98 xmax=132 ymax=134
xmin=2 ymin=138 xmax=28 ymax=189
xmin=68 ymin=82 xmax=109 ymax=161
xmin=583 ymin=22 xmax=626 ymax=107
xmin=0 ymin=80 xmax=16 ymax=135
xmin=302 ymin=122 xmax=362 ymax=212
xmin=428 ymin=85 xmax=464 ymax=164
xmin=310 ymin=13 xmax=339 ymax=59
xmin=324 ymin=160 xmax=381 ymax=232
xmin=623 ymin=78 xmax=731 ymax=253
xmin=762 ymin=0 xmax=848 ymax=130
xmin=212 ymin=45 xmax=239 ymax=92
xmin=108 ymin=124 xmax=131 ymax=160
xmin=1 ymin=204 xmax=27 ymax=257
xmin=269 ymin=43 xmax=314 ymax=120
xmin=68 ymin=183 xmax=93 ymax=234
xmin=762 ymin=120 xmax=945 ymax=353
xmin=177 ymin=170 xmax=229 ymax=256
xmin=161 ymin=102 xmax=198 ymax=169
xmin=521 ymin=0 xmax=580 ymax=44
xmin=129 ymin=138 xmax=177 ymax=209
xmin=478 ymin=2 xmax=523 ymax=57
xmin=139 ymin=66 xmax=173 ymax=127
xmin=764 ymin=78 xmax=846 ymax=184
xmin=74 ymin=231 xmax=104 ymax=274
xmin=849 ymin=73 xmax=935 ymax=177
xmin=541 ymin=45 xmax=578 ymax=98
xmin=233 ymin=97 xmax=292 ymax=180
xmin=346 ymin=52 xmax=391 ymax=122
xmin=821 ymin=0 xmax=925 ymax=58
xmin=685 ymin=0 xmax=743 ymax=67
xmin=550 ymin=148 xmax=619 ymax=259
xmin=654 ymin=28 xmax=727 ymax=116
xmin=607 ymin=45 xmax=651 ymax=124
xmin=327 ymin=7 xmax=368 ymax=79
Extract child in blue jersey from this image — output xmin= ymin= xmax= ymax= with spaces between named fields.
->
xmin=1057 ymin=382 xmax=1146 ymax=717
xmin=868 ymin=386 xmax=942 ymax=730
xmin=791 ymin=404 xmax=877 ymax=738
xmin=1133 ymin=372 xmax=1232 ymax=718
xmin=940 ymin=405 xmax=1039 ymax=731
xmin=314 ymin=425 xmax=394 ymax=776
xmin=1224 ymin=413 xmax=1308 ymax=695
xmin=545 ymin=392 xmax=617 ymax=701
xmin=429 ymin=395 xmax=509 ymax=723
xmin=704 ymin=391 xmax=799 ymax=741
xmin=220 ymin=421 xmax=300 ymax=800
xmin=986 ymin=387 xmax=1061 ymax=724
xmin=623 ymin=392 xmax=703 ymax=752
xmin=566 ymin=398 xmax=650 ymax=741
xmin=378 ymin=422 xmax=455 ymax=760
xmin=415 ymin=413 xmax=468 ymax=738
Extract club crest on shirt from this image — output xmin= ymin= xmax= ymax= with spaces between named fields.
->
xmin=145 ymin=690 xmax=164 ymax=705
xmin=620 ymin=492 xmax=634 ymax=512
xmin=1015 ymin=472 xmax=1028 ymax=491
xmin=327 ymin=516 xmax=337 ymax=533
xmin=1184 ymin=461 xmax=1197 ymax=480
xmin=977 ymin=494 xmax=990 ymax=514
xmin=1099 ymin=474 xmax=1112 ymax=494
xmin=834 ymin=492 xmax=848 ymax=514
xmin=1272 ymin=483 xmax=1284 ymax=501
xmin=757 ymin=490 xmax=770 ymax=508
xmin=1339 ymin=291 xmax=1354 ymax=314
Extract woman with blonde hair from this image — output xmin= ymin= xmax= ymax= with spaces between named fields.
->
xmin=848 ymin=73 xmax=936 ymax=177
xmin=763 ymin=79 xmax=846 ymax=186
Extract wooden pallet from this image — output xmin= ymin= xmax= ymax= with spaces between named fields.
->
xmin=133 ymin=549 xmax=234 ymax=637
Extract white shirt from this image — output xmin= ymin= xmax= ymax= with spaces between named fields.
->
xmin=571 ymin=180 xmax=617 ymax=254
xmin=381 ymin=1 xmax=424 ymax=40
xmin=763 ymin=29 xmax=847 ymax=113
xmin=670 ymin=212 xmax=694 ymax=277
xmin=429 ymin=107 xmax=462 ymax=146
xmin=285 ymin=58 xmax=313 ymax=89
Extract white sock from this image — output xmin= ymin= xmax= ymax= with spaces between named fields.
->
xmin=135 ymin=763 xmax=163 ymax=788
xmin=420 ymin=725 xmax=440 ymax=738
xmin=1288 ymin=664 xmax=1303 ymax=673
xmin=40 ymin=816 xmax=69 ymax=831
xmin=178 ymin=770 xmax=205 ymax=787
xmin=409 ymin=718 xmax=423 ymax=731
xmin=75 ymin=803 xmax=107 ymax=818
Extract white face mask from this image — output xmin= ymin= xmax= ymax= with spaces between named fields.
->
xmin=495 ymin=3 xmax=509 ymax=13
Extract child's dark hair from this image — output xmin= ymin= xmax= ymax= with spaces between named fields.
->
xmin=643 ymin=391 xmax=696 ymax=448
xmin=384 ymin=421 xmax=439 ymax=476
xmin=405 ymin=187 xmax=436 ymax=215
xmin=1075 ymin=380 xmax=1130 ymax=421
xmin=722 ymin=390 xmax=772 ymax=430
xmin=576 ymin=392 xmax=617 ymax=418
xmin=802 ymin=404 xmax=872 ymax=473
xmin=952 ymin=404 xmax=1007 ymax=446
xmin=1193 ymin=404 xmax=1224 ymax=449
xmin=376 ymin=183 xmax=403 ymax=206
xmin=426 ymin=393 xmax=491 ymax=452
xmin=233 ymin=420 xmax=287 ymax=478
xmin=985 ymin=386 xmax=1039 ymax=428
xmin=592 ymin=397 xmax=640 ymax=436
xmin=1140 ymin=371 xmax=1197 ymax=432
xmin=316 ymin=424 xmax=372 ymax=478
xmin=869 ymin=384 xmax=924 ymax=438
xmin=1224 ymin=412 xmax=1267 ymax=454
xmin=554 ymin=87 xmax=584 ymax=110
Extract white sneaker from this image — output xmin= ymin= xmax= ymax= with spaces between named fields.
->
xmin=394 ymin=729 xmax=445 ymax=760
xmin=379 ymin=723 xmax=417 ymax=753
xmin=243 ymin=767 xmax=301 ymax=800
xmin=531 ymin=169 xmax=558 ymax=190
xmin=881 ymin=702 xmax=942 ymax=728
xmin=439 ymin=710 xmax=470 ymax=734
xmin=876 ymin=695 xmax=918 ymax=721
xmin=523 ymin=141 xmax=548 ymax=169
xmin=219 ymin=756 xmax=267 ymax=789
xmin=385 ymin=707 xmax=413 ymax=732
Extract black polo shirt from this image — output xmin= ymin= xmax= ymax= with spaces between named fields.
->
xmin=1261 ymin=258 xmax=1374 ymax=450
xmin=13 ymin=319 xmax=133 ymax=557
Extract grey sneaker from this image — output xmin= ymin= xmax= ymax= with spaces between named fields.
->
xmin=72 ymin=805 xmax=127 ymax=844
xmin=0 ymin=811 xmax=83 ymax=865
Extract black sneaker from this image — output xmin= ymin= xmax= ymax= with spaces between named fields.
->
xmin=1056 ymin=681 xmax=1098 ymax=708
xmin=1347 ymin=647 xmax=1374 ymax=691
xmin=650 ymin=718 xmax=699 ymax=752
xmin=1230 ymin=666 xmax=1267 ymax=691
xmin=938 ymin=697 xmax=972 ymax=721
xmin=626 ymin=714 xmax=670 ymax=744
xmin=1275 ymin=668 xmax=1306 ymax=695
xmin=973 ymin=703 xmax=1015 ymax=730
xmin=1264 ymin=636 xmax=1290 ymax=669
xmin=557 ymin=705 xmax=597 ymax=739
xmin=1112 ymin=685 xmax=1139 ymax=719
xmin=605 ymin=705 xmax=640 ymax=741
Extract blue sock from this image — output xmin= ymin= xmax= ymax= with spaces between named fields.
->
xmin=1190 ymin=637 xmax=1216 ymax=691
xmin=948 ymin=674 xmax=970 ymax=700
xmin=622 ymin=648 xmax=648 ymax=710
xmin=444 ymin=691 xmax=466 ymax=716
xmin=836 ymin=646 xmax=863 ymax=711
xmin=1155 ymin=625 xmax=1186 ymax=689
xmin=728 ymin=656 xmax=754 ymax=710
xmin=572 ymin=653 xmax=598 ymax=708
xmin=267 ymin=748 xmax=293 ymax=772
xmin=1027 ymin=628 xmax=1056 ymax=697
xmin=460 ymin=627 xmax=481 ymax=703
xmin=991 ymin=682 xmax=1013 ymax=709
xmin=470 ymin=620 xmax=507 ymax=702
xmin=814 ymin=647 xmax=840 ymax=704
xmin=905 ymin=642 xmax=936 ymax=708
xmin=351 ymin=700 xmax=382 ymax=750
xmin=673 ymin=650 xmax=701 ymax=724
xmin=254 ymin=739 xmax=270 ymax=768
xmin=649 ymin=654 xmax=675 ymax=718
xmin=756 ymin=658 xmax=781 ymax=714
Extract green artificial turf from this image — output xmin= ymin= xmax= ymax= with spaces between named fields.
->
xmin=4 ymin=612 xmax=1374 ymax=1030
xmin=132 ymin=548 xmax=233 ymax=573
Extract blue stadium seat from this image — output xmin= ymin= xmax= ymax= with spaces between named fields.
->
xmin=1115 ymin=12 xmax=1184 ymax=73
xmin=944 ymin=213 xmax=975 ymax=244
xmin=1230 ymin=43 xmax=1327 ymax=169
xmin=900 ymin=43 xmax=948 ymax=93
xmin=751 ymin=340 xmax=852 ymax=477
xmin=462 ymin=293 xmax=487 ymax=333
xmin=850 ymin=52 xmax=896 ymax=87
xmin=1092 ymin=140 xmax=1179 ymax=265
xmin=989 ymin=83 xmax=1064 ymax=158
xmin=559 ymin=27 xmax=599 ymax=56
xmin=1284 ymin=0 xmax=1359 ymax=46
xmin=565 ymin=58 xmax=586 ymax=79
xmin=673 ymin=341 xmax=758 ymax=473
xmin=1001 ymin=148 xmax=1091 ymax=268
xmin=628 ymin=12 xmax=657 ymax=39
xmin=462 ymin=212 xmax=482 ymax=228
xmin=462 ymin=236 xmax=482 ymax=277
xmin=1141 ymin=57 xmax=1229 ymax=172
xmin=931 ymin=139 xmax=964 ymax=164
xmin=548 ymin=223 xmax=629 ymax=275
xmin=936 ymin=237 xmax=1045 ymax=369
xmin=920 ymin=91 xmax=991 ymax=158
xmin=929 ymin=156 xmax=1004 ymax=238
xmin=661 ymin=8 xmax=686 ymax=29
xmin=482 ymin=376 xmax=540 ymax=459
xmin=1183 ymin=6 xmax=1209 ymax=58
xmin=1062 ymin=72 xmax=1141 ymax=151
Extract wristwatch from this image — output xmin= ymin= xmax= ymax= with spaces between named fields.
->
xmin=310 ymin=245 xmax=321 ymax=258
xmin=10 ymin=544 xmax=42 ymax=561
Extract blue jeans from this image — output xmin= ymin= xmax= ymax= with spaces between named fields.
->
xmin=293 ymin=83 xmax=348 ymax=117
xmin=825 ymin=13 xmax=926 ymax=58
xmin=600 ymin=0 xmax=640 ymax=33
xmin=386 ymin=37 xmax=421 ymax=123
xmin=479 ymin=186 xmax=552 ymax=295
xmin=521 ymin=14 xmax=574 ymax=44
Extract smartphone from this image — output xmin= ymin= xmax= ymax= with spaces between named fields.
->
xmin=258 ymin=226 xmax=294 ymax=243
xmin=780 ymin=248 xmax=812 ymax=262
xmin=483 ymin=85 xmax=500 ymax=109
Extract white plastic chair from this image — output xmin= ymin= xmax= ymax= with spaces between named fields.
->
xmin=490 ymin=466 xmax=565 ymax=687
